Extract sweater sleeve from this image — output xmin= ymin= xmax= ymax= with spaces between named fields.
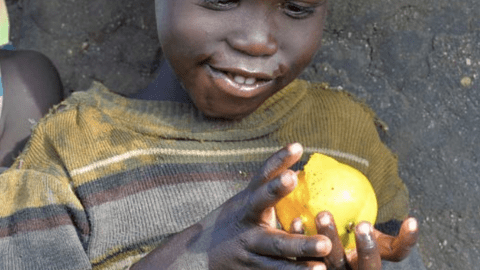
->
xmin=348 ymin=101 xmax=409 ymax=226
xmin=0 ymin=120 xmax=92 ymax=269
xmin=366 ymin=132 xmax=410 ymax=224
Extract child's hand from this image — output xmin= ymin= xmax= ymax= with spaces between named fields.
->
xmin=290 ymin=211 xmax=419 ymax=270
xmin=132 ymin=143 xmax=333 ymax=269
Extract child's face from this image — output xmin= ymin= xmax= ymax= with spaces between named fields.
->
xmin=156 ymin=0 xmax=327 ymax=119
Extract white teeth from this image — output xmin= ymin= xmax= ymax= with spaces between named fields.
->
xmin=232 ymin=75 xmax=257 ymax=85
xmin=245 ymin=77 xmax=256 ymax=85
xmin=234 ymin=75 xmax=246 ymax=84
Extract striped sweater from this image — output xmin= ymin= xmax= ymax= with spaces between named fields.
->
xmin=0 ymin=79 xmax=409 ymax=269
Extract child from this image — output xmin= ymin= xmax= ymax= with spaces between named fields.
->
xmin=0 ymin=0 xmax=422 ymax=269
xmin=0 ymin=0 xmax=64 ymax=169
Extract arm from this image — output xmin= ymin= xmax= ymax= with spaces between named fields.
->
xmin=0 ymin=115 xmax=90 ymax=269
xmin=0 ymin=50 xmax=64 ymax=167
xmin=0 ymin=170 xmax=91 ymax=269
xmin=131 ymin=143 xmax=333 ymax=270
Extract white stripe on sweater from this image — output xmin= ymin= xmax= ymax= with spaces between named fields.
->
xmin=71 ymin=147 xmax=369 ymax=177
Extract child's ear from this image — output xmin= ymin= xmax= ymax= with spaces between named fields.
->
xmin=0 ymin=0 xmax=9 ymax=46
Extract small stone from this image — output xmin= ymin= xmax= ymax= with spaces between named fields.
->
xmin=461 ymin=76 xmax=472 ymax=87
xmin=81 ymin=42 xmax=89 ymax=51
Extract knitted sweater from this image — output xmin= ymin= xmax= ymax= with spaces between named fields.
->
xmin=0 ymin=79 xmax=409 ymax=269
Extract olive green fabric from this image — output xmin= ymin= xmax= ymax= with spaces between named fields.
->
xmin=0 ymin=79 xmax=408 ymax=269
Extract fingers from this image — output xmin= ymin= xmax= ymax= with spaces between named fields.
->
xmin=248 ymin=229 xmax=332 ymax=259
xmin=354 ymin=222 xmax=381 ymax=270
xmin=250 ymin=253 xmax=328 ymax=270
xmin=374 ymin=217 xmax=419 ymax=261
xmin=315 ymin=211 xmax=348 ymax=269
xmin=249 ymin=143 xmax=303 ymax=190
xmin=244 ymin=143 xmax=303 ymax=224
xmin=245 ymin=170 xmax=298 ymax=223
xmin=290 ymin=217 xmax=305 ymax=234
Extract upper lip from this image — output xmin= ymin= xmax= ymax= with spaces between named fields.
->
xmin=209 ymin=65 xmax=278 ymax=81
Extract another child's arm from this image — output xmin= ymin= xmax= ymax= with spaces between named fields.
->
xmin=0 ymin=50 xmax=63 ymax=167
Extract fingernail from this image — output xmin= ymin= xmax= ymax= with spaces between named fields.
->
xmin=316 ymin=240 xmax=327 ymax=253
xmin=280 ymin=171 xmax=296 ymax=187
xmin=289 ymin=143 xmax=303 ymax=155
xmin=357 ymin=223 xmax=374 ymax=242
xmin=293 ymin=218 xmax=304 ymax=233
xmin=319 ymin=212 xmax=332 ymax=226
xmin=357 ymin=222 xmax=372 ymax=235
xmin=312 ymin=265 xmax=326 ymax=270
xmin=356 ymin=223 xmax=376 ymax=251
xmin=408 ymin=218 xmax=418 ymax=231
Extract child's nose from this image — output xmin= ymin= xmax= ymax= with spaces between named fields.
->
xmin=226 ymin=17 xmax=278 ymax=57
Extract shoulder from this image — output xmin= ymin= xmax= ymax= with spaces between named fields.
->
xmin=280 ymin=80 xmax=385 ymax=169
xmin=295 ymin=80 xmax=378 ymax=125
xmin=28 ymin=83 xmax=110 ymax=143
xmin=14 ymin=83 xmax=131 ymax=168
xmin=0 ymin=50 xmax=56 ymax=71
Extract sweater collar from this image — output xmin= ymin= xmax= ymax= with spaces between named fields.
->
xmin=90 ymin=79 xmax=309 ymax=141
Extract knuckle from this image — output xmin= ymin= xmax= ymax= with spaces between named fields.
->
xmin=260 ymin=149 xmax=289 ymax=178
xmin=266 ymin=179 xmax=281 ymax=198
xmin=298 ymin=240 xmax=311 ymax=257
xmin=243 ymin=196 xmax=260 ymax=221
xmin=358 ymin=240 xmax=377 ymax=256
xmin=261 ymin=157 xmax=281 ymax=179
xmin=241 ymin=228 xmax=259 ymax=252
xmin=271 ymin=236 xmax=286 ymax=257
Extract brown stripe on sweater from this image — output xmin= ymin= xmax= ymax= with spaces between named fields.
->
xmin=81 ymin=170 xmax=252 ymax=209
xmin=86 ymin=180 xmax=246 ymax=260
xmin=0 ymin=214 xmax=89 ymax=238
xmin=76 ymin=162 xmax=259 ymax=208
xmin=0 ymin=205 xmax=90 ymax=238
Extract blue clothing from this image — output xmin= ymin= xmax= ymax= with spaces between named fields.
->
xmin=0 ymin=43 xmax=15 ymax=51
xmin=0 ymin=42 xmax=15 ymax=96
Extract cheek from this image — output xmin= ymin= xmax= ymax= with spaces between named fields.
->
xmin=159 ymin=10 xmax=214 ymax=63
xmin=285 ymin=25 xmax=324 ymax=72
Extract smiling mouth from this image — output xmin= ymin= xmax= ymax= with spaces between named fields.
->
xmin=205 ymin=64 xmax=278 ymax=98
xmin=218 ymin=70 xmax=272 ymax=86
xmin=208 ymin=65 xmax=274 ymax=88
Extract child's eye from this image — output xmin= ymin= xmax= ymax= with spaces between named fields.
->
xmin=282 ymin=1 xmax=319 ymax=19
xmin=201 ymin=0 xmax=240 ymax=10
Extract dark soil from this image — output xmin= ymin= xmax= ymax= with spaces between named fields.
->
xmin=7 ymin=0 xmax=480 ymax=268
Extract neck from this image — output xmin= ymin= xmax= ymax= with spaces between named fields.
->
xmin=130 ymin=59 xmax=192 ymax=103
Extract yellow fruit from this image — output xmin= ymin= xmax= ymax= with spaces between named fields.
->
xmin=275 ymin=153 xmax=378 ymax=251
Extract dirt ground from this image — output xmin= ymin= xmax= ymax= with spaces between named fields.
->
xmin=6 ymin=0 xmax=480 ymax=268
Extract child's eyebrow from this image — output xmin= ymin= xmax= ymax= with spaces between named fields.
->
xmin=293 ymin=0 xmax=326 ymax=3
xmin=289 ymin=0 xmax=327 ymax=7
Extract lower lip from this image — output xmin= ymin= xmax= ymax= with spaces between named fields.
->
xmin=205 ymin=65 xmax=275 ymax=99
